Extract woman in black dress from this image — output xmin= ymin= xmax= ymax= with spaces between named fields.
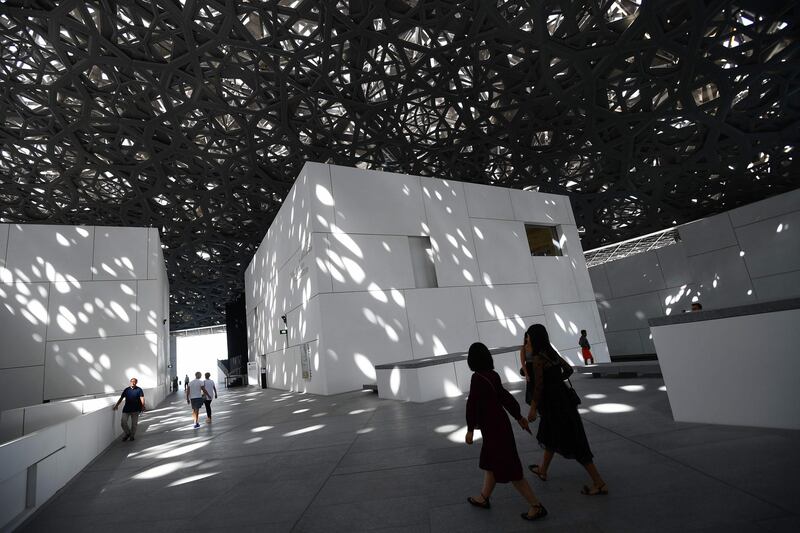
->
xmin=465 ymin=342 xmax=548 ymax=521
xmin=525 ymin=324 xmax=608 ymax=495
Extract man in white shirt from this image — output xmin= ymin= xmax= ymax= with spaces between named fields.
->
xmin=186 ymin=372 xmax=208 ymax=429
xmin=203 ymin=371 xmax=218 ymax=423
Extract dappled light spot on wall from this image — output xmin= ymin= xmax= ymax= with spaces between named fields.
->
xmin=342 ymin=256 xmax=366 ymax=283
xmin=435 ymin=424 xmax=460 ymax=433
xmin=244 ymin=437 xmax=262 ymax=444
xmin=501 ymin=367 xmax=522 ymax=383
xmin=57 ymin=305 xmax=78 ymax=334
xmin=283 ymin=424 xmax=324 ymax=437
xmin=367 ymin=283 xmax=389 ymax=303
xmin=619 ymin=384 xmax=645 ymax=392
xmin=312 ymin=412 xmax=327 ymax=417
xmin=251 ymin=426 xmax=274 ymax=433
xmin=293 ymin=409 xmax=309 ymax=414
xmin=315 ymin=184 xmax=335 ymax=206
xmin=439 ymin=405 xmax=453 ymax=411
xmin=482 ymin=272 xmax=493 ymax=287
xmin=659 ymin=385 xmax=667 ymax=391
xmin=390 ymin=289 xmax=405 ymax=307
xmin=589 ymin=403 xmax=635 ymax=414
xmin=167 ymin=472 xmax=219 ymax=487
xmin=332 ymin=228 xmax=364 ymax=259
xmin=356 ymin=427 xmax=374 ymax=434
xmin=431 ymin=335 xmax=446 ymax=355
xmin=443 ymin=379 xmax=462 ymax=397
xmin=585 ymin=393 xmax=607 ymax=399
xmin=390 ymin=367 xmax=401 ymax=394
xmin=349 ymin=408 xmax=375 ymax=415
xmin=553 ymin=312 xmax=567 ymax=332
xmin=354 ymin=353 xmax=377 ymax=380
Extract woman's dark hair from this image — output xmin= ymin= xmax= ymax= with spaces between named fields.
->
xmin=526 ymin=324 xmax=560 ymax=359
xmin=467 ymin=342 xmax=494 ymax=371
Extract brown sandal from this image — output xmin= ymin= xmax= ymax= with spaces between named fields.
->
xmin=581 ymin=483 xmax=608 ymax=496
xmin=521 ymin=504 xmax=548 ymax=521
xmin=467 ymin=494 xmax=491 ymax=509
xmin=528 ymin=464 xmax=547 ymax=481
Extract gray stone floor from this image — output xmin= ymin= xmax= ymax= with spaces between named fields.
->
xmin=18 ymin=373 xmax=799 ymax=533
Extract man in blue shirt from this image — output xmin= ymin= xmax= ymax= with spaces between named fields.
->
xmin=112 ymin=377 xmax=145 ymax=441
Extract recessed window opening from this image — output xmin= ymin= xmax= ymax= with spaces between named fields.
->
xmin=409 ymin=236 xmax=438 ymax=288
xmin=525 ymin=225 xmax=562 ymax=256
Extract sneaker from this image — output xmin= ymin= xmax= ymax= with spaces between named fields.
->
xmin=193 ymin=423 xmax=200 ymax=428
xmin=122 ymin=435 xmax=129 ymax=442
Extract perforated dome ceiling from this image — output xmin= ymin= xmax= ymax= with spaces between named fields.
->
xmin=1 ymin=1 xmax=798 ymax=329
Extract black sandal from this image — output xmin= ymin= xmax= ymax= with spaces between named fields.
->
xmin=581 ymin=483 xmax=608 ymax=496
xmin=467 ymin=494 xmax=491 ymax=509
xmin=528 ymin=464 xmax=547 ymax=481
xmin=521 ymin=504 xmax=548 ymax=521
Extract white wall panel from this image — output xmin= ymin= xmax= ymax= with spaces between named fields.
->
xmin=44 ymin=333 xmax=157 ymax=400
xmin=735 ymin=210 xmax=800 ymax=279
xmin=588 ymin=265 xmax=611 ymax=300
xmin=0 ymin=224 xmax=9 ymax=265
xmin=532 ymin=257 xmax=579 ymax=305
xmin=420 ymin=177 xmax=481 ymax=287
xmin=0 ymin=366 xmax=44 ymax=410
xmin=510 ymin=190 xmax=572 ymax=225
xmin=46 ymin=281 xmax=137 ymax=341
xmin=0 ymin=282 xmax=49 ymax=368
xmin=6 ymin=225 xmax=94 ymax=282
xmin=656 ymin=244 xmax=691 ymax=288
xmin=542 ymin=302 xmax=604 ymax=357
xmin=680 ymin=213 xmax=737 ymax=256
xmin=600 ymin=292 xmax=664 ymax=331
xmin=476 ymin=316 xmax=534 ymax=350
xmin=303 ymin=162 xmax=336 ymax=234
xmin=330 ymin=166 xmax=426 ymax=236
xmin=688 ymin=246 xmax=755 ymax=309
xmin=136 ymin=280 xmax=163 ymax=335
xmin=317 ymin=291 xmax=412 ymax=392
xmin=752 ymin=271 xmax=800 ymax=301
xmin=329 ymin=234 xmax=415 ymax=292
xmin=309 ymin=233 xmax=333 ymax=296
xmin=652 ymin=308 xmax=800 ymax=429
xmin=146 ymin=228 xmax=161 ymax=280
xmin=470 ymin=283 xmax=543 ymax=323
xmin=728 ymin=187 xmax=800 ymax=227
xmin=560 ymin=225 xmax=595 ymax=301
xmin=92 ymin=227 xmax=148 ymax=281
xmin=463 ymin=182 xmax=514 ymax=220
xmin=604 ymin=330 xmax=644 ymax=357
xmin=405 ymin=287 xmax=479 ymax=358
xmin=473 ymin=219 xmax=535 ymax=285
xmin=603 ymin=252 xmax=666 ymax=298
xmin=639 ymin=328 xmax=656 ymax=353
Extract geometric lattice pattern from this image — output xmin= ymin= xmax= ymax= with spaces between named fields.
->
xmin=584 ymin=227 xmax=680 ymax=268
xmin=1 ymin=1 xmax=798 ymax=328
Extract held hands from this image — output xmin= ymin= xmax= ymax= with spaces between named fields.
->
xmin=465 ymin=430 xmax=474 ymax=445
xmin=518 ymin=417 xmax=532 ymax=434
xmin=527 ymin=409 xmax=538 ymax=422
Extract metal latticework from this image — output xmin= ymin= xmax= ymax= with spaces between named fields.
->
xmin=1 ymin=1 xmax=798 ymax=328
xmin=584 ymin=227 xmax=680 ymax=267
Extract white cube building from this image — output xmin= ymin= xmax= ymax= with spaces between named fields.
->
xmin=0 ymin=224 xmax=170 ymax=410
xmin=245 ymin=163 xmax=607 ymax=396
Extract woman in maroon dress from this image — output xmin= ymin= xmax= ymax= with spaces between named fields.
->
xmin=465 ymin=342 xmax=548 ymax=521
